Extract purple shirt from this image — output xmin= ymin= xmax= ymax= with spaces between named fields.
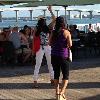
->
xmin=51 ymin=31 xmax=68 ymax=58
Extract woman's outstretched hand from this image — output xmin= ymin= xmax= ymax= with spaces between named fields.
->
xmin=47 ymin=5 xmax=52 ymax=12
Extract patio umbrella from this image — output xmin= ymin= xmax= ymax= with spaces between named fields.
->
xmin=0 ymin=0 xmax=40 ymax=5
xmin=13 ymin=0 xmax=100 ymax=7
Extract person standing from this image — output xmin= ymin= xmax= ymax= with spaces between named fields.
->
xmin=49 ymin=16 xmax=72 ymax=100
xmin=32 ymin=6 xmax=55 ymax=87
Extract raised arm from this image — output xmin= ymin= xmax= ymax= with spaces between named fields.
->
xmin=48 ymin=6 xmax=55 ymax=21
xmin=47 ymin=5 xmax=56 ymax=30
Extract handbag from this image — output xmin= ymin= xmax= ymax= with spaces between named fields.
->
xmin=32 ymin=36 xmax=40 ymax=53
xmin=68 ymin=48 xmax=72 ymax=62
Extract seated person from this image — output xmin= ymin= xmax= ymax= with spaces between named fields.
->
xmin=1 ymin=27 xmax=11 ymax=41
xmin=19 ymin=29 xmax=32 ymax=63
xmin=88 ymin=24 xmax=95 ymax=33
xmin=0 ymin=28 xmax=15 ymax=64
xmin=9 ymin=26 xmax=21 ymax=49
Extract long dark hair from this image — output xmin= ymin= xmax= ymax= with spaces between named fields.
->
xmin=52 ymin=16 xmax=66 ymax=42
xmin=35 ymin=18 xmax=49 ymax=36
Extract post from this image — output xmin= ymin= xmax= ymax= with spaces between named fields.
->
xmin=79 ymin=10 xmax=82 ymax=19
xmin=63 ymin=5 xmax=68 ymax=25
xmin=55 ymin=10 xmax=59 ymax=17
xmin=43 ymin=9 xmax=46 ymax=17
xmin=15 ymin=10 xmax=19 ymax=22
xmin=67 ymin=10 xmax=71 ymax=20
xmin=88 ymin=11 xmax=93 ymax=19
xmin=29 ymin=10 xmax=33 ymax=20
xmin=0 ymin=11 xmax=3 ymax=22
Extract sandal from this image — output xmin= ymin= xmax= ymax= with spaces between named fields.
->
xmin=60 ymin=94 xmax=66 ymax=100
xmin=34 ymin=81 xmax=39 ymax=88
xmin=56 ymin=94 xmax=66 ymax=100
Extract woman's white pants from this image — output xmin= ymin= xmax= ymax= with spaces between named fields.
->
xmin=33 ymin=45 xmax=54 ymax=81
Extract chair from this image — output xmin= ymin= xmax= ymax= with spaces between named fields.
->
xmin=86 ymin=32 xmax=98 ymax=56
xmin=95 ymin=32 xmax=100 ymax=55
xmin=17 ymin=45 xmax=33 ymax=65
xmin=72 ymin=34 xmax=88 ymax=59
xmin=0 ymin=41 xmax=4 ymax=64
xmin=1 ymin=41 xmax=16 ymax=65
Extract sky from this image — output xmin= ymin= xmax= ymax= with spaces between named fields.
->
xmin=0 ymin=4 xmax=100 ymax=17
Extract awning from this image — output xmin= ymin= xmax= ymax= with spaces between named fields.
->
xmin=13 ymin=0 xmax=100 ymax=7
xmin=0 ymin=0 xmax=40 ymax=5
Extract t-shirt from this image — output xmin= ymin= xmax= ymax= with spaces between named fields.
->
xmin=9 ymin=32 xmax=21 ymax=49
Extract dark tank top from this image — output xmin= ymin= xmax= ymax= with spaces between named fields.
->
xmin=51 ymin=30 xmax=68 ymax=58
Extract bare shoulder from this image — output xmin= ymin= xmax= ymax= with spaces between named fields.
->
xmin=64 ymin=29 xmax=70 ymax=34
xmin=63 ymin=29 xmax=71 ymax=37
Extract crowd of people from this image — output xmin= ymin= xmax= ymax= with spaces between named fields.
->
xmin=1 ymin=5 xmax=99 ymax=100
xmin=3 ymin=5 xmax=100 ymax=100
xmin=0 ymin=6 xmax=72 ymax=100
xmin=0 ymin=24 xmax=34 ymax=65
xmin=0 ymin=4 xmax=100 ymax=99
